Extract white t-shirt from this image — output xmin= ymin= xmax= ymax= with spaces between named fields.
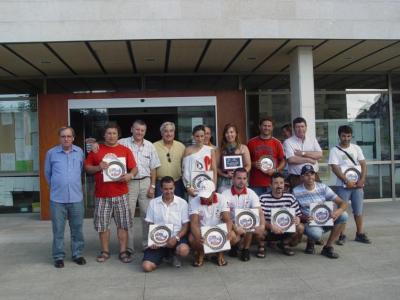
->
xmin=328 ymin=143 xmax=365 ymax=186
xmin=189 ymin=193 xmax=229 ymax=227
xmin=222 ymin=187 xmax=260 ymax=220
xmin=283 ymin=135 xmax=322 ymax=175
xmin=145 ymin=195 xmax=189 ymax=236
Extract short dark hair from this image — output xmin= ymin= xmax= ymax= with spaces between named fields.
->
xmin=58 ymin=126 xmax=75 ymax=137
xmin=160 ymin=176 xmax=175 ymax=187
xmin=192 ymin=124 xmax=205 ymax=135
xmin=272 ymin=172 xmax=285 ymax=181
xmin=338 ymin=125 xmax=353 ymax=136
xmin=233 ymin=167 xmax=248 ymax=177
xmin=281 ymin=123 xmax=291 ymax=131
xmin=292 ymin=117 xmax=307 ymax=127
xmin=132 ymin=119 xmax=146 ymax=128
xmin=104 ymin=122 xmax=121 ymax=138
xmin=259 ymin=117 xmax=274 ymax=126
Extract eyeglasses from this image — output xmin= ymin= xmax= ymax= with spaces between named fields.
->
xmin=166 ymin=153 xmax=171 ymax=163
xmin=60 ymin=135 xmax=73 ymax=139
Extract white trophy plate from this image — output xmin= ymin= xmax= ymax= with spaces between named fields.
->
xmin=259 ymin=156 xmax=275 ymax=172
xmin=201 ymin=223 xmax=231 ymax=254
xmin=235 ymin=208 xmax=260 ymax=232
xmin=148 ymin=224 xmax=173 ymax=247
xmin=102 ymin=156 xmax=127 ymax=182
xmin=309 ymin=202 xmax=334 ymax=226
xmin=271 ymin=207 xmax=296 ymax=233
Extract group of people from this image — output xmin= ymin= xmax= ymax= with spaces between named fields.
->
xmin=44 ymin=116 xmax=371 ymax=270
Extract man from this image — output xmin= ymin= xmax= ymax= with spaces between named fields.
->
xmin=221 ymin=168 xmax=265 ymax=261
xmin=328 ymin=125 xmax=370 ymax=245
xmin=45 ymin=126 xmax=85 ymax=268
xmin=85 ymin=123 xmax=138 ymax=263
xmin=283 ymin=117 xmax=323 ymax=189
xmin=247 ymin=118 xmax=286 ymax=196
xmin=189 ymin=180 xmax=234 ymax=267
xmin=259 ymin=172 xmax=304 ymax=256
xmin=142 ymin=176 xmax=190 ymax=272
xmin=280 ymin=123 xmax=292 ymax=140
xmin=153 ymin=122 xmax=186 ymax=198
xmin=293 ymin=165 xmax=348 ymax=259
xmin=118 ymin=120 xmax=161 ymax=253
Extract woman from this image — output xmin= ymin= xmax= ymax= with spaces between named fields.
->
xmin=217 ymin=123 xmax=251 ymax=192
xmin=182 ymin=125 xmax=217 ymax=200
xmin=204 ymin=125 xmax=216 ymax=148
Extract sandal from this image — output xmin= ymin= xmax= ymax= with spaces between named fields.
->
xmin=278 ymin=242 xmax=295 ymax=256
xmin=118 ymin=251 xmax=133 ymax=263
xmin=256 ymin=242 xmax=266 ymax=258
xmin=96 ymin=251 xmax=110 ymax=263
xmin=216 ymin=253 xmax=228 ymax=267
xmin=192 ymin=252 xmax=204 ymax=267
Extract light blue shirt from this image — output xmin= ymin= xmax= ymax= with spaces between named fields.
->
xmin=292 ymin=182 xmax=337 ymax=216
xmin=44 ymin=144 xmax=84 ymax=203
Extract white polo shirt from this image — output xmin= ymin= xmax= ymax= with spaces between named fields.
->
xmin=328 ymin=143 xmax=365 ymax=186
xmin=145 ymin=195 xmax=189 ymax=236
xmin=222 ymin=187 xmax=260 ymax=220
xmin=283 ymin=135 xmax=322 ymax=175
xmin=119 ymin=137 xmax=161 ymax=178
xmin=189 ymin=193 xmax=229 ymax=227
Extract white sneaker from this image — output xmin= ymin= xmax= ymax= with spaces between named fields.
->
xmin=172 ymin=255 xmax=182 ymax=268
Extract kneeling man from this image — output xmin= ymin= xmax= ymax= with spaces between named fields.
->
xmin=260 ymin=172 xmax=304 ymax=256
xmin=189 ymin=180 xmax=234 ymax=267
xmin=293 ymin=165 xmax=348 ymax=259
xmin=222 ymin=168 xmax=265 ymax=261
xmin=142 ymin=176 xmax=190 ymax=272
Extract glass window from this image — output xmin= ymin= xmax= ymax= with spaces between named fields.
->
xmin=393 ymin=93 xmax=400 ymax=160
xmin=396 ymin=164 xmax=400 ymax=198
xmin=0 ymin=95 xmax=39 ymax=213
xmin=315 ymin=92 xmax=390 ymax=161
xmin=364 ymin=164 xmax=392 ymax=199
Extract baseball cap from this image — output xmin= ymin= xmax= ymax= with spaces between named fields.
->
xmin=198 ymin=180 xmax=215 ymax=198
xmin=301 ymin=164 xmax=315 ymax=175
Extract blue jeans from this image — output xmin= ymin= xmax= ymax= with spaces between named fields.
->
xmin=155 ymin=179 xmax=185 ymax=199
xmin=304 ymin=212 xmax=348 ymax=242
xmin=50 ymin=201 xmax=85 ymax=261
xmin=336 ymin=187 xmax=364 ymax=216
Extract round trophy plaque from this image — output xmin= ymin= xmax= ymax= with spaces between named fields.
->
xmin=259 ymin=156 xmax=275 ymax=172
xmin=236 ymin=211 xmax=257 ymax=231
xmin=272 ymin=210 xmax=294 ymax=231
xmin=203 ymin=227 xmax=227 ymax=250
xmin=310 ymin=204 xmax=332 ymax=225
xmin=344 ymin=167 xmax=361 ymax=183
xmin=149 ymin=225 xmax=172 ymax=246
xmin=192 ymin=173 xmax=212 ymax=190
xmin=105 ymin=160 xmax=126 ymax=181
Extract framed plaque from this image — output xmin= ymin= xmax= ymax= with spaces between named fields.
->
xmin=235 ymin=208 xmax=260 ymax=232
xmin=309 ymin=202 xmax=333 ymax=226
xmin=148 ymin=224 xmax=173 ymax=247
xmin=222 ymin=155 xmax=243 ymax=171
xmin=342 ymin=167 xmax=361 ymax=187
xmin=191 ymin=171 xmax=213 ymax=191
xmin=258 ymin=155 xmax=275 ymax=172
xmin=102 ymin=156 xmax=127 ymax=182
xmin=271 ymin=208 xmax=296 ymax=233
xmin=201 ymin=223 xmax=231 ymax=254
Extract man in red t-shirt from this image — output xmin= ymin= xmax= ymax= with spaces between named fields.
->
xmin=247 ymin=118 xmax=286 ymax=196
xmin=85 ymin=122 xmax=138 ymax=263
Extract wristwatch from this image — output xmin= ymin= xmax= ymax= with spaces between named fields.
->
xmin=175 ymin=235 xmax=180 ymax=242
xmin=301 ymin=151 xmax=306 ymax=156
xmin=151 ymin=184 xmax=156 ymax=189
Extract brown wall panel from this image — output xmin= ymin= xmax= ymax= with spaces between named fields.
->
xmin=39 ymin=90 xmax=245 ymax=220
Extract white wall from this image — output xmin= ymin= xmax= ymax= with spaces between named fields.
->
xmin=1 ymin=0 xmax=400 ymax=43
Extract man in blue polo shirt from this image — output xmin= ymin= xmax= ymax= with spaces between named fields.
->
xmin=45 ymin=126 xmax=85 ymax=268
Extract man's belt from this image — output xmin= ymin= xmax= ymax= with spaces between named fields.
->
xmin=133 ymin=176 xmax=150 ymax=181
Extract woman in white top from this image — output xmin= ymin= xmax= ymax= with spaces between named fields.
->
xmin=182 ymin=125 xmax=217 ymax=200
xmin=216 ymin=123 xmax=251 ymax=192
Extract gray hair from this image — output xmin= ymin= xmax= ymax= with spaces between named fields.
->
xmin=160 ymin=121 xmax=176 ymax=133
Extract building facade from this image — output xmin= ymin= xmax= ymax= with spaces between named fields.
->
xmin=0 ymin=0 xmax=399 ymax=219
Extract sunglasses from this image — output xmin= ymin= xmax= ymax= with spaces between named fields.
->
xmin=166 ymin=153 xmax=171 ymax=163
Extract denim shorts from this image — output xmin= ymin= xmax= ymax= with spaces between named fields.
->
xmin=335 ymin=186 xmax=364 ymax=216
xmin=304 ymin=212 xmax=348 ymax=242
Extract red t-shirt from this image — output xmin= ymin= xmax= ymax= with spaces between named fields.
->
xmin=247 ymin=136 xmax=284 ymax=187
xmin=85 ymin=144 xmax=136 ymax=198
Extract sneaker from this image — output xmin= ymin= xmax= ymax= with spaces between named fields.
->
xmin=321 ymin=246 xmax=339 ymax=259
xmin=355 ymin=233 xmax=371 ymax=244
xmin=228 ymin=245 xmax=239 ymax=257
xmin=304 ymin=240 xmax=315 ymax=254
xmin=240 ymin=249 xmax=250 ymax=261
xmin=72 ymin=257 xmax=86 ymax=265
xmin=172 ymin=255 xmax=182 ymax=268
xmin=336 ymin=234 xmax=347 ymax=246
xmin=54 ymin=259 xmax=64 ymax=268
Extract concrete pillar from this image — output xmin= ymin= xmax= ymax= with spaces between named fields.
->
xmin=290 ymin=46 xmax=316 ymax=138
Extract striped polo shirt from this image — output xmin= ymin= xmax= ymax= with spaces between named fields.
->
xmin=259 ymin=192 xmax=301 ymax=223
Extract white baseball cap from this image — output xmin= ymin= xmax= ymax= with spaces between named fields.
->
xmin=198 ymin=180 xmax=215 ymax=198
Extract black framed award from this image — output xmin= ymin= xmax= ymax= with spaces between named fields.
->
xmin=222 ymin=154 xmax=243 ymax=171
xmin=235 ymin=208 xmax=260 ymax=232
xmin=271 ymin=208 xmax=295 ymax=232
xmin=309 ymin=202 xmax=333 ymax=226
xmin=148 ymin=224 xmax=173 ymax=247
